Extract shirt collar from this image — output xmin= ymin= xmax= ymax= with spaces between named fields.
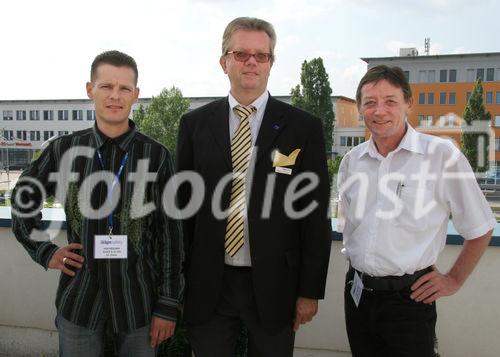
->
xmin=92 ymin=119 xmax=137 ymax=152
xmin=228 ymin=90 xmax=269 ymax=115
xmin=358 ymin=123 xmax=425 ymax=159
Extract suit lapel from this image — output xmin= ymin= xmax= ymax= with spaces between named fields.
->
xmin=207 ymin=98 xmax=232 ymax=170
xmin=255 ymin=96 xmax=286 ymax=164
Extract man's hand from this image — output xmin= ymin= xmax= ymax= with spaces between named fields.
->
xmin=150 ymin=317 xmax=176 ymax=347
xmin=47 ymin=243 xmax=84 ymax=276
xmin=410 ymin=266 xmax=461 ymax=304
xmin=293 ymin=297 xmax=318 ymax=332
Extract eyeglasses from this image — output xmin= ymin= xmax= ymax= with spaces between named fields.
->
xmin=226 ymin=51 xmax=272 ymax=63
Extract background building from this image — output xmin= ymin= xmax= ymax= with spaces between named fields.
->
xmin=332 ymin=96 xmax=361 ymax=156
xmin=0 ymin=95 xmax=356 ymax=169
xmin=362 ymin=50 xmax=500 ymax=168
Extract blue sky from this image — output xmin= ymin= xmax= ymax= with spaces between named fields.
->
xmin=2 ymin=0 xmax=499 ymax=100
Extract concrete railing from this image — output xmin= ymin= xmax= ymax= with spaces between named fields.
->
xmin=1 ymin=216 xmax=500 ymax=356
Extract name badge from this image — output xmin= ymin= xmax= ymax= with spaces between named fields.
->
xmin=94 ymin=235 xmax=128 ymax=259
xmin=275 ymin=166 xmax=292 ymax=175
xmin=350 ymin=271 xmax=364 ymax=307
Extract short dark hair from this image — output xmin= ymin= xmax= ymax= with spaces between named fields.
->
xmin=356 ymin=65 xmax=412 ymax=106
xmin=90 ymin=50 xmax=138 ymax=85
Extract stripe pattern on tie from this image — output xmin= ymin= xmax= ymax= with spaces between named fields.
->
xmin=225 ymin=105 xmax=256 ymax=257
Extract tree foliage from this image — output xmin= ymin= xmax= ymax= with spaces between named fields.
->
xmin=133 ymin=87 xmax=190 ymax=156
xmin=290 ymin=57 xmax=335 ymax=151
xmin=461 ymin=79 xmax=491 ymax=172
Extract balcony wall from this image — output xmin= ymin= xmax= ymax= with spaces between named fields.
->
xmin=1 ymin=219 xmax=500 ymax=356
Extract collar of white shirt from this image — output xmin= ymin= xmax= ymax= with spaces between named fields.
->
xmin=228 ymin=90 xmax=269 ymax=116
xmin=359 ymin=123 xmax=426 ymax=160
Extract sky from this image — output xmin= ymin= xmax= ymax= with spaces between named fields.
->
xmin=2 ymin=0 xmax=499 ymax=101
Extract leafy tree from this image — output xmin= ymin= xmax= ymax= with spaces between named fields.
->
xmin=291 ymin=57 xmax=335 ymax=151
xmin=461 ymin=79 xmax=491 ymax=172
xmin=133 ymin=87 xmax=190 ymax=156
xmin=132 ymin=103 xmax=146 ymax=128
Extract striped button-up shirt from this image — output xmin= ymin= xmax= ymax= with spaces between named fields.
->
xmin=12 ymin=120 xmax=184 ymax=332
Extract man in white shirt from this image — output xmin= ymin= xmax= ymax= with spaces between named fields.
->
xmin=337 ymin=65 xmax=495 ymax=357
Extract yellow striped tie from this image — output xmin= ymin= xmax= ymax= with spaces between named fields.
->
xmin=225 ymin=105 xmax=256 ymax=257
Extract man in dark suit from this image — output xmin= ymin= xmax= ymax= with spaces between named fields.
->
xmin=176 ymin=17 xmax=331 ymax=357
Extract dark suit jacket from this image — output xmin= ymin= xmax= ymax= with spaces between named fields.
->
xmin=176 ymin=95 xmax=331 ymax=333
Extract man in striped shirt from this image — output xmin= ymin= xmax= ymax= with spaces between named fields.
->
xmin=12 ymin=50 xmax=183 ymax=356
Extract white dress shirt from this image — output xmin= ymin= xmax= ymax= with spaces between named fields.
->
xmin=337 ymin=125 xmax=496 ymax=277
xmin=224 ymin=90 xmax=269 ymax=266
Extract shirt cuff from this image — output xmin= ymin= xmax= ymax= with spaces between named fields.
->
xmin=153 ymin=297 xmax=181 ymax=322
xmin=39 ymin=242 xmax=60 ymax=270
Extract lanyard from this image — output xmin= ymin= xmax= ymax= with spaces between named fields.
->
xmin=96 ymin=148 xmax=129 ymax=235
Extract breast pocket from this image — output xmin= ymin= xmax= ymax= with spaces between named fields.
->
xmin=393 ymin=185 xmax=435 ymax=232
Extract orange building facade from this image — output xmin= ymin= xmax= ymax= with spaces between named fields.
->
xmin=332 ymin=96 xmax=362 ymax=156
xmin=362 ymin=52 xmax=500 ymax=168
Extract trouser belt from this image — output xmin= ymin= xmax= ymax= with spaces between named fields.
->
xmin=347 ymin=265 xmax=433 ymax=291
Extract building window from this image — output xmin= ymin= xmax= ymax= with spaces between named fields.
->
xmin=58 ymin=131 xmax=69 ymax=136
xmin=486 ymin=92 xmax=493 ymax=105
xmin=2 ymin=130 xmax=13 ymax=140
xmin=427 ymin=93 xmax=434 ymax=105
xmin=340 ymin=136 xmax=346 ymax=146
xmin=440 ymin=69 xmax=447 ymax=82
xmin=466 ymin=69 xmax=475 ymax=82
xmin=466 ymin=92 xmax=472 ymax=103
xmin=419 ymin=70 xmax=426 ymax=83
xmin=403 ymin=71 xmax=410 ymax=82
xmin=449 ymin=92 xmax=456 ymax=105
xmin=87 ymin=110 xmax=96 ymax=121
xmin=58 ymin=110 xmax=69 ymax=121
xmin=439 ymin=92 xmax=446 ymax=105
xmin=477 ymin=68 xmax=484 ymax=81
xmin=448 ymin=115 xmax=455 ymax=127
xmin=495 ymin=116 xmax=500 ymax=127
xmin=347 ymin=137 xmax=353 ymax=147
xmin=439 ymin=115 xmax=446 ymax=127
xmin=43 ymin=131 xmax=55 ymax=141
xmin=16 ymin=130 xmax=27 ymax=141
xmin=486 ymin=68 xmax=494 ymax=81
xmin=29 ymin=110 xmax=40 ymax=121
xmin=3 ymin=110 xmax=13 ymax=121
xmin=419 ymin=115 xmax=433 ymax=127
xmin=496 ymin=92 xmax=500 ymax=105
xmin=496 ymin=139 xmax=500 ymax=152
xmin=418 ymin=93 xmax=425 ymax=105
xmin=449 ymin=69 xmax=457 ymax=82
xmin=43 ymin=110 xmax=54 ymax=121
xmin=428 ymin=70 xmax=436 ymax=83
xmin=16 ymin=110 xmax=26 ymax=121
xmin=72 ymin=110 xmax=83 ymax=120
xmin=418 ymin=115 xmax=425 ymax=127
xmin=29 ymin=131 xmax=41 ymax=141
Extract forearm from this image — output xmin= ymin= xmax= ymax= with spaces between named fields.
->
xmin=11 ymin=149 xmax=57 ymax=268
xmin=447 ymin=230 xmax=492 ymax=286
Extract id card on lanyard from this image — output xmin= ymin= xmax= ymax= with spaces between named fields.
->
xmin=94 ymin=149 xmax=129 ymax=259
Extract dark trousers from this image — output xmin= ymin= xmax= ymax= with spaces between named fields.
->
xmin=187 ymin=265 xmax=295 ymax=357
xmin=344 ymin=271 xmax=437 ymax=357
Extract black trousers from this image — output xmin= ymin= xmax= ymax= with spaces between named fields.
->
xmin=344 ymin=272 xmax=437 ymax=357
xmin=187 ymin=265 xmax=295 ymax=357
